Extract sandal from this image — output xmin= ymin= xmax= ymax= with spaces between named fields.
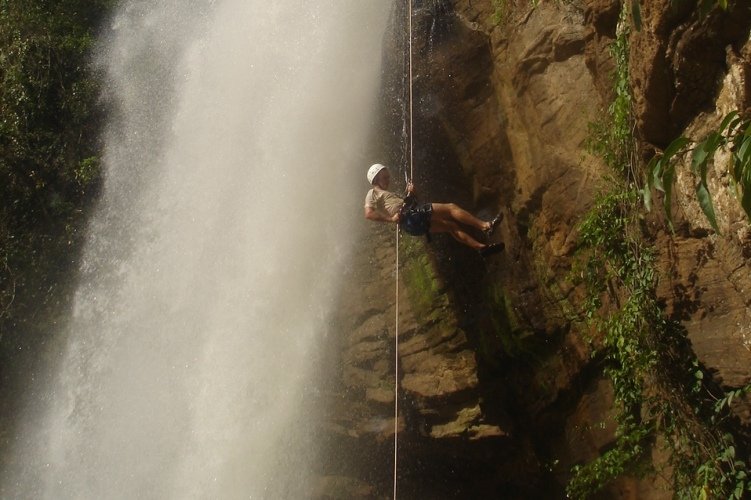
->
xmin=479 ymin=242 xmax=505 ymax=257
xmin=484 ymin=212 xmax=504 ymax=239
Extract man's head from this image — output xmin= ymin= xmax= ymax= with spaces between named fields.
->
xmin=367 ymin=164 xmax=389 ymax=187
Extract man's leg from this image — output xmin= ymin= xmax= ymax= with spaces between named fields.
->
xmin=431 ymin=203 xmax=490 ymax=232
xmin=430 ymin=218 xmax=486 ymax=250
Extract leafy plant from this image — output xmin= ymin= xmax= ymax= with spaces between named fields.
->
xmin=0 ymin=0 xmax=111 ymax=344
xmin=585 ymin=8 xmax=634 ymax=180
xmin=568 ymin=188 xmax=661 ymax=498
xmin=644 ymin=111 xmax=751 ymax=233
xmin=569 ymin=3 xmax=751 ymax=498
xmin=571 ymin=180 xmax=751 ymax=499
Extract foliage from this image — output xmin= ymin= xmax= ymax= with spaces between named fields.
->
xmin=585 ymin=9 xmax=634 ymax=181
xmin=570 ymin=181 xmax=751 ymax=499
xmin=568 ymin=187 xmax=659 ymax=498
xmin=491 ymin=0 xmax=508 ymax=25
xmin=401 ymin=236 xmax=444 ymax=321
xmin=568 ymin=421 xmax=651 ymax=498
xmin=483 ymin=282 xmax=539 ymax=359
xmin=0 ymin=1 xmax=111 ymax=332
xmin=644 ymin=111 xmax=751 ymax=233
xmin=568 ymin=2 xmax=751 ymax=498
xmin=1 ymin=0 xmax=111 ymax=224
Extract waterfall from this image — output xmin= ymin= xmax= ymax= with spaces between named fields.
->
xmin=2 ymin=1 xmax=392 ymax=497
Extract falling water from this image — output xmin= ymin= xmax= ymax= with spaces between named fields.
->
xmin=2 ymin=0 xmax=392 ymax=497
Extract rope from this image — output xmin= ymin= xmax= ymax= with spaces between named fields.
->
xmin=393 ymin=227 xmax=400 ymax=500
xmin=393 ymin=2 xmax=414 ymax=499
xmin=408 ymin=0 xmax=414 ymax=183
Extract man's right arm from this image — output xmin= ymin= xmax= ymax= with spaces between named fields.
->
xmin=365 ymin=206 xmax=399 ymax=223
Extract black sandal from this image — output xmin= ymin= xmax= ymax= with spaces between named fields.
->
xmin=479 ymin=242 xmax=505 ymax=257
xmin=484 ymin=212 xmax=504 ymax=239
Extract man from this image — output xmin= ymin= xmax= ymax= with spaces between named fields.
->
xmin=364 ymin=163 xmax=504 ymax=257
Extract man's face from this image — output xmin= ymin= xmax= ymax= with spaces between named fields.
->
xmin=375 ymin=168 xmax=390 ymax=188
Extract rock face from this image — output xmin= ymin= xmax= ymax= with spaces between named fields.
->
xmin=632 ymin=0 xmax=751 ymax=420
xmin=314 ymin=225 xmax=547 ymax=498
xmin=316 ymin=0 xmax=751 ymax=497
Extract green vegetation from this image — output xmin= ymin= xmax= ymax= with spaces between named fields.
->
xmin=567 ymin=188 xmax=655 ymax=497
xmin=645 ymin=110 xmax=751 ymax=233
xmin=570 ymin=184 xmax=751 ymax=498
xmin=0 ymin=1 xmax=111 ymax=338
xmin=483 ymin=282 xmax=532 ymax=358
xmin=584 ymin=8 xmax=632 ymax=178
xmin=400 ymin=236 xmax=445 ymax=321
xmin=568 ymin=2 xmax=751 ymax=498
xmin=491 ymin=0 xmax=508 ymax=25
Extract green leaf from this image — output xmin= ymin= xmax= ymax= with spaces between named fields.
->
xmin=693 ymin=132 xmax=724 ymax=176
xmin=663 ymin=136 xmax=690 ymax=163
xmin=736 ymin=137 xmax=751 ymax=173
xmin=693 ymin=139 xmax=710 ymax=174
xmin=696 ymin=181 xmax=720 ymax=233
xmin=741 ymin=187 xmax=751 ymax=220
xmin=663 ymin=163 xmax=676 ymax=231
xmin=706 ymin=131 xmax=724 ymax=156
xmin=717 ymin=398 xmax=728 ymax=411
xmin=653 ymin=158 xmax=665 ymax=192
xmin=643 ymin=156 xmax=659 ymax=211
xmin=719 ymin=110 xmax=739 ymax=134
xmin=641 ymin=187 xmax=652 ymax=212
xmin=699 ymin=486 xmax=708 ymax=500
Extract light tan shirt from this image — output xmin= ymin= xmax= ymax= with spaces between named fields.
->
xmin=364 ymin=188 xmax=404 ymax=218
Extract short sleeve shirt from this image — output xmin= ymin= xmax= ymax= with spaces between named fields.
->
xmin=364 ymin=188 xmax=404 ymax=218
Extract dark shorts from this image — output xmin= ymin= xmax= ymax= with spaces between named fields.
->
xmin=401 ymin=203 xmax=432 ymax=236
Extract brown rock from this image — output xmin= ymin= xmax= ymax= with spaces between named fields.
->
xmin=319 ymin=0 xmax=751 ymax=496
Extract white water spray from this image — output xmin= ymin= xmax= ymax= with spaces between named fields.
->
xmin=3 ymin=1 xmax=391 ymax=497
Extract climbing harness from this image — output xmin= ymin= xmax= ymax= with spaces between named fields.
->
xmin=400 ymin=201 xmax=432 ymax=237
xmin=393 ymin=2 xmax=414 ymax=499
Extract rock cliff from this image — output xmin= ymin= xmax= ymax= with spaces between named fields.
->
xmin=315 ymin=1 xmax=751 ymax=497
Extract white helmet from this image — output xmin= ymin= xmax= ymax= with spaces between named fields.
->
xmin=367 ymin=163 xmax=388 ymax=184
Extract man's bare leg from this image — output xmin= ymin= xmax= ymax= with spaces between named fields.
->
xmin=431 ymin=203 xmax=490 ymax=232
xmin=430 ymin=218 xmax=486 ymax=250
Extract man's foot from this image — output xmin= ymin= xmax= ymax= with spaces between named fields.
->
xmin=479 ymin=242 xmax=505 ymax=257
xmin=484 ymin=212 xmax=503 ymax=239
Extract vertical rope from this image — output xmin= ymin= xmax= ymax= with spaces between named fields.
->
xmin=393 ymin=227 xmax=400 ymax=500
xmin=394 ymin=3 xmax=413 ymax=499
xmin=408 ymin=0 xmax=414 ymax=183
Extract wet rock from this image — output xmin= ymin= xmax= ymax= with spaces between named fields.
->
xmin=319 ymin=0 xmax=751 ymax=495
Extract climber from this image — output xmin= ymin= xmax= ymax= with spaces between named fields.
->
xmin=364 ymin=163 xmax=504 ymax=257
